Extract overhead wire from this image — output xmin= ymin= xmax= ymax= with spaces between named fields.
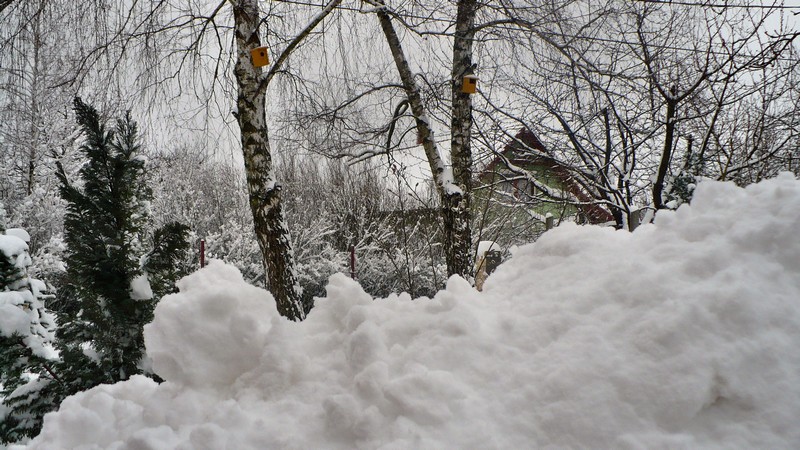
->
xmin=497 ymin=26 xmax=800 ymax=61
xmin=258 ymin=0 xmax=799 ymax=67
xmin=634 ymin=0 xmax=800 ymax=9
xmin=270 ymin=0 xmax=800 ymax=22
xmin=267 ymin=0 xmax=798 ymax=55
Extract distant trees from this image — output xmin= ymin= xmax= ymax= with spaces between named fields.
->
xmin=1 ymin=0 xmax=53 ymax=197
xmin=145 ymin=148 xmax=445 ymax=307
xmin=279 ymin=157 xmax=445 ymax=301
xmin=0 ymin=0 xmax=121 ymax=255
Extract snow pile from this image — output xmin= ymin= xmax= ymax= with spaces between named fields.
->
xmin=144 ymin=263 xmax=275 ymax=388
xmin=4 ymin=228 xmax=31 ymax=243
xmin=24 ymin=174 xmax=800 ymax=449
xmin=0 ymin=234 xmax=32 ymax=278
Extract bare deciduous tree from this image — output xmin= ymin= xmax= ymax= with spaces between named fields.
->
xmin=476 ymin=0 xmax=799 ymax=230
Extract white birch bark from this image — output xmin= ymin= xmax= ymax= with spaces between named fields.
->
xmin=448 ymin=0 xmax=479 ymax=278
xmin=374 ymin=1 xmax=477 ymax=279
xmin=231 ymin=0 xmax=305 ymax=320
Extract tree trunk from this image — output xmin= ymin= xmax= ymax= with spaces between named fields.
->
xmin=26 ymin=3 xmax=43 ymax=196
xmin=653 ymin=87 xmax=678 ymax=210
xmin=602 ymin=108 xmax=624 ymax=228
xmin=231 ymin=0 xmax=304 ymax=321
xmin=376 ymin=1 xmax=477 ymax=279
xmin=447 ymin=0 xmax=478 ymax=278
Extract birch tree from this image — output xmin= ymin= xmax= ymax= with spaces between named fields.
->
xmin=229 ymin=0 xmax=342 ymax=320
xmin=368 ymin=0 xmax=475 ymax=278
xmin=296 ymin=0 xmax=480 ymax=279
xmin=447 ymin=0 xmax=479 ymax=277
xmin=0 ymin=0 xmax=65 ymax=198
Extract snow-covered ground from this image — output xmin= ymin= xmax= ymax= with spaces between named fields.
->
xmin=21 ymin=174 xmax=800 ymax=449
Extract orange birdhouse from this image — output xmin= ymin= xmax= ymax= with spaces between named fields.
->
xmin=462 ymin=75 xmax=478 ymax=94
xmin=251 ymin=46 xmax=270 ymax=68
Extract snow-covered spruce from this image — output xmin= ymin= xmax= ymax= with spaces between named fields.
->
xmin=24 ymin=174 xmax=800 ymax=449
xmin=0 ymin=231 xmax=57 ymax=443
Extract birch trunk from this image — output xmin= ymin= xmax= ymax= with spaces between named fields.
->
xmin=231 ymin=0 xmax=304 ymax=320
xmin=375 ymin=1 xmax=476 ymax=279
xmin=375 ymin=9 xmax=448 ymax=189
xmin=26 ymin=4 xmax=43 ymax=196
xmin=448 ymin=0 xmax=478 ymax=278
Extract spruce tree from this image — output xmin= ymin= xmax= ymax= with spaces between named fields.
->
xmin=145 ymin=222 xmax=191 ymax=299
xmin=55 ymin=98 xmax=151 ymax=384
xmin=0 ymin=233 xmax=58 ymax=443
xmin=55 ymin=97 xmax=188 ymax=384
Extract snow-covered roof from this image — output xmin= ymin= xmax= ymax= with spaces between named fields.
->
xmin=481 ymin=128 xmax=614 ymax=224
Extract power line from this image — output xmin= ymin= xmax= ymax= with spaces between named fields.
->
xmin=270 ymin=0 xmax=800 ymax=33
xmin=267 ymin=0 xmax=799 ymax=61
xmin=271 ymin=0 xmax=800 ymax=21
xmin=636 ymin=0 xmax=800 ymax=9
xmin=269 ymin=0 xmax=453 ymax=23
xmin=510 ymin=27 xmax=799 ymax=61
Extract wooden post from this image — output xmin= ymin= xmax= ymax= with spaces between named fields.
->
xmin=349 ymin=245 xmax=356 ymax=279
xmin=485 ymin=250 xmax=501 ymax=275
xmin=630 ymin=209 xmax=643 ymax=231
xmin=629 ymin=208 xmax=654 ymax=231
xmin=200 ymin=239 xmax=205 ymax=268
xmin=546 ymin=216 xmax=555 ymax=230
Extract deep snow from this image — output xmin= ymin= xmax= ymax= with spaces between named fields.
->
xmin=21 ymin=174 xmax=800 ymax=449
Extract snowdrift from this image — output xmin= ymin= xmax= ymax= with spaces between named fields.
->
xmin=24 ymin=174 xmax=800 ymax=449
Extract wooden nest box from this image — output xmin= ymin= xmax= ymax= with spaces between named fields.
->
xmin=462 ymin=74 xmax=478 ymax=94
xmin=251 ymin=46 xmax=270 ymax=68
